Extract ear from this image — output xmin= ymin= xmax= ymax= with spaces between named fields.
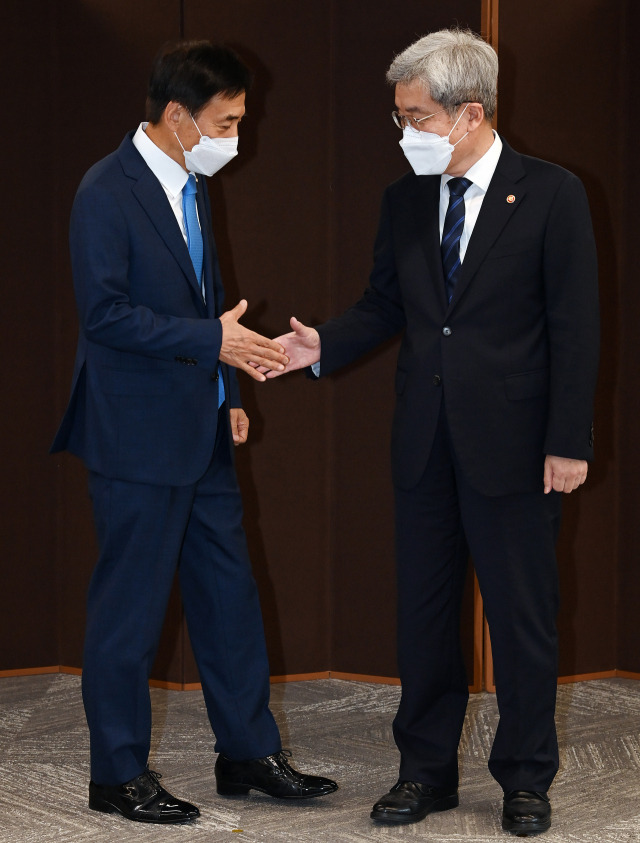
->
xmin=465 ymin=103 xmax=486 ymax=131
xmin=163 ymin=100 xmax=186 ymax=131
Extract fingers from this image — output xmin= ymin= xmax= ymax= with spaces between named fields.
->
xmin=230 ymin=299 xmax=248 ymax=320
xmin=230 ymin=408 xmax=249 ymax=445
xmin=248 ymin=331 xmax=289 ymax=364
xmin=544 ymin=456 xmax=588 ymax=494
xmin=241 ymin=341 xmax=288 ymax=368
xmin=236 ymin=360 xmax=269 ymax=382
xmin=220 ymin=306 xmax=289 ymax=375
xmin=557 ymin=472 xmax=587 ymax=494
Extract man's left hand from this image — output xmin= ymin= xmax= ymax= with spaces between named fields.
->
xmin=543 ymin=455 xmax=588 ymax=494
xmin=230 ymin=408 xmax=249 ymax=446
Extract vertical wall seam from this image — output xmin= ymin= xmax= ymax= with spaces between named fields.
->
xmin=326 ymin=0 xmax=337 ymax=672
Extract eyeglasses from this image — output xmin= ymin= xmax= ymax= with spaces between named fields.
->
xmin=391 ymin=104 xmax=465 ymax=131
xmin=391 ymin=109 xmax=446 ymax=131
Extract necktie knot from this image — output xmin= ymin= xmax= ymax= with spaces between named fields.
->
xmin=184 ymin=173 xmax=197 ymax=196
xmin=447 ymin=176 xmax=472 ymax=197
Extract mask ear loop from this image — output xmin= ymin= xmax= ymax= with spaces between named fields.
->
xmin=190 ymin=112 xmax=204 ymax=137
xmin=447 ymin=103 xmax=470 ymax=146
xmin=174 ymin=110 xmax=203 ymax=150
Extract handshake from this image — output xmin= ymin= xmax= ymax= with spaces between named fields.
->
xmin=219 ymin=299 xmax=320 ymax=382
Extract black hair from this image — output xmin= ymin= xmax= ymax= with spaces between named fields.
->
xmin=146 ymin=40 xmax=252 ymax=124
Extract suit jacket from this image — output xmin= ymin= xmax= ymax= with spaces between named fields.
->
xmin=317 ymin=139 xmax=600 ymax=496
xmin=51 ymin=132 xmax=241 ymax=486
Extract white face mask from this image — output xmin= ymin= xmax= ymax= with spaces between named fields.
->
xmin=399 ymin=103 xmax=469 ymax=176
xmin=175 ymin=113 xmax=238 ymax=176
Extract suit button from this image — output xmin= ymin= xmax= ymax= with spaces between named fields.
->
xmin=433 ymin=375 xmax=442 ymax=386
xmin=442 ymin=326 xmax=452 ymax=336
xmin=211 ymin=370 xmax=219 ymax=381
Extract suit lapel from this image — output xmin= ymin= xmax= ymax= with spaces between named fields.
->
xmin=117 ymin=134 xmax=206 ymax=306
xmin=449 ymin=141 xmax=526 ymax=310
xmin=411 ymin=175 xmax=449 ymax=311
xmin=132 ymin=171 xmax=205 ymax=302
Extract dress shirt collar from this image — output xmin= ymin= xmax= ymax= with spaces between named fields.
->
xmin=132 ymin=122 xmax=189 ymax=198
xmin=442 ymin=130 xmax=503 ymax=194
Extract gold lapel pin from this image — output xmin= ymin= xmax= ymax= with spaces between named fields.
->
xmin=506 ymin=194 xmax=516 ymax=204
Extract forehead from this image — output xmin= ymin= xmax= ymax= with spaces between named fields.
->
xmin=198 ymin=91 xmax=246 ymax=121
xmin=394 ymin=80 xmax=439 ymax=114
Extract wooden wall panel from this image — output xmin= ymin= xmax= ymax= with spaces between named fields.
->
xmin=616 ymin=0 xmax=640 ymax=673
xmin=3 ymin=0 xmax=635 ymax=688
xmin=183 ymin=0 xmax=334 ymax=678
xmin=49 ymin=0 xmax=183 ymax=676
xmin=0 ymin=0 xmax=59 ymax=670
xmin=498 ymin=0 xmax=621 ymax=675
xmin=328 ymin=0 xmax=483 ymax=678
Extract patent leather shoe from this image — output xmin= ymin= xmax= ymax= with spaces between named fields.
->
xmin=215 ymin=750 xmax=338 ymax=799
xmin=371 ymin=780 xmax=459 ymax=824
xmin=502 ymin=790 xmax=551 ymax=835
xmin=89 ymin=769 xmax=199 ymax=824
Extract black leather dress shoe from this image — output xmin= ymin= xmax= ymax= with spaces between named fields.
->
xmin=502 ymin=790 xmax=551 ymax=835
xmin=89 ymin=769 xmax=200 ymax=823
xmin=215 ymin=750 xmax=338 ymax=799
xmin=371 ymin=780 xmax=459 ymax=824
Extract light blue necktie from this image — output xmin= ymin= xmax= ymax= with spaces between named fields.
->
xmin=182 ymin=174 xmax=225 ymax=407
xmin=182 ymin=174 xmax=203 ymax=294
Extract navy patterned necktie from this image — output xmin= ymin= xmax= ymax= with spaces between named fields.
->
xmin=441 ymin=177 xmax=472 ymax=302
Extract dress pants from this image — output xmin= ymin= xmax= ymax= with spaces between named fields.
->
xmin=392 ymin=404 xmax=562 ymax=793
xmin=82 ymin=410 xmax=281 ymax=785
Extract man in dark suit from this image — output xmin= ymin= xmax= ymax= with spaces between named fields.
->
xmin=51 ymin=41 xmax=337 ymax=824
xmin=265 ymin=29 xmax=599 ymax=836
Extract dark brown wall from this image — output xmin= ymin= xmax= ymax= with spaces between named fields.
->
xmin=2 ymin=0 xmax=636 ymax=683
xmin=50 ymin=0 xmax=184 ymax=677
xmin=617 ymin=0 xmax=640 ymax=672
xmin=327 ymin=1 xmax=481 ymax=678
xmin=497 ymin=0 xmax=622 ymax=675
xmin=1 ymin=1 xmax=58 ymax=670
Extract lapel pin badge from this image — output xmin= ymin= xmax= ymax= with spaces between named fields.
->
xmin=506 ymin=194 xmax=516 ymax=204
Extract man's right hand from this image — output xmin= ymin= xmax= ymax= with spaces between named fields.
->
xmin=262 ymin=317 xmax=321 ymax=378
xmin=219 ymin=300 xmax=289 ymax=382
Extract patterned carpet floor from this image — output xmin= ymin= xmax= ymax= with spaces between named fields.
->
xmin=1 ymin=675 xmax=639 ymax=842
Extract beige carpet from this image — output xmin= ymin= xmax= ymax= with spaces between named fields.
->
xmin=1 ymin=675 xmax=640 ymax=841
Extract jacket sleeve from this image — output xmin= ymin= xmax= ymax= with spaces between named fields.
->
xmin=542 ymin=172 xmax=600 ymax=460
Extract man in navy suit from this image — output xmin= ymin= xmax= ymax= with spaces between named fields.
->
xmin=265 ymin=29 xmax=599 ymax=835
xmin=52 ymin=41 xmax=337 ymax=824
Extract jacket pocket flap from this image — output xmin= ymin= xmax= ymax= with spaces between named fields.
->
xmin=504 ymin=368 xmax=549 ymax=401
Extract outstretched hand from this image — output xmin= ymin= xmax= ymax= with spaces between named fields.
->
xmin=219 ymin=300 xmax=289 ymax=382
xmin=256 ymin=317 xmax=321 ymax=378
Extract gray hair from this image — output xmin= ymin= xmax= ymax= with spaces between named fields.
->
xmin=386 ymin=29 xmax=498 ymax=119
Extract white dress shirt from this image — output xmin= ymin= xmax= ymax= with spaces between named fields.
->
xmin=440 ymin=131 xmax=503 ymax=261
xmin=132 ymin=122 xmax=192 ymax=244
xmin=312 ymin=133 xmax=503 ymax=376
